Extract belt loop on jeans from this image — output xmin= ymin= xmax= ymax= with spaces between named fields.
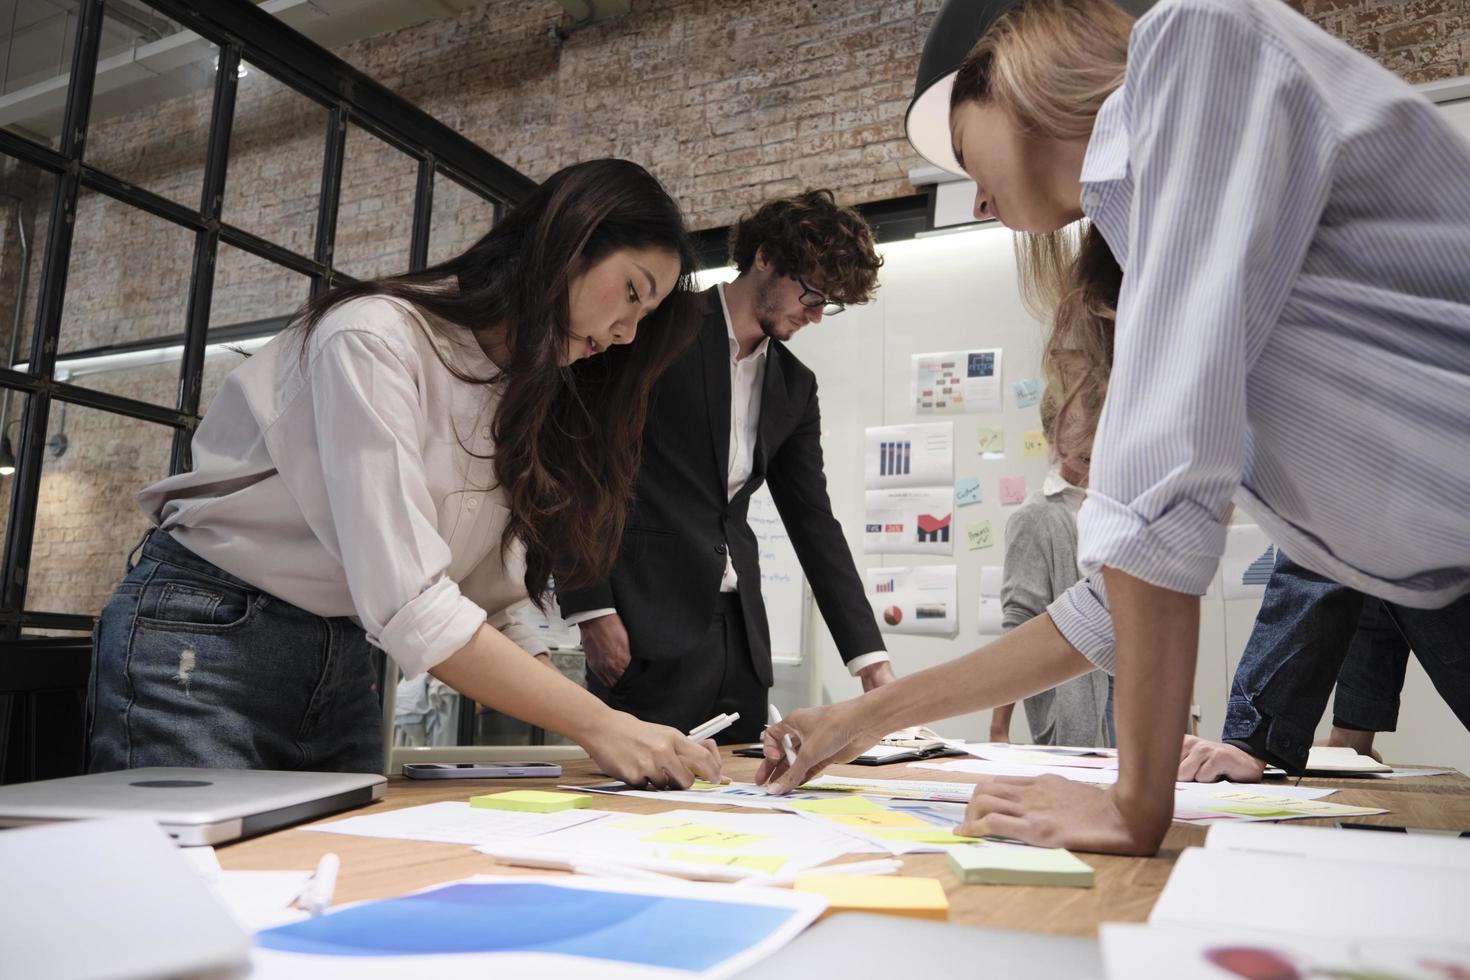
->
xmin=126 ymin=526 xmax=156 ymax=573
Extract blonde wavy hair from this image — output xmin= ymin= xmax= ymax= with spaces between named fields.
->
xmin=949 ymin=0 xmax=1133 ymax=478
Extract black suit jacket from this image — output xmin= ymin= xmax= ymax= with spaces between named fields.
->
xmin=557 ymin=287 xmax=884 ymax=686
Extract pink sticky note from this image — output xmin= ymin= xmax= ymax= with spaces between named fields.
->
xmin=999 ymin=476 xmax=1026 ymax=505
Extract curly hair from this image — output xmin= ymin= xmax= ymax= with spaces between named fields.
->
xmin=727 ymin=189 xmax=882 ymax=304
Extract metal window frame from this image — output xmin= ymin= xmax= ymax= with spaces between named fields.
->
xmin=0 ymin=0 xmax=533 ymax=638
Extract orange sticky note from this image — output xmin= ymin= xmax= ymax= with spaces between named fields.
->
xmin=793 ymin=875 xmax=949 ymax=920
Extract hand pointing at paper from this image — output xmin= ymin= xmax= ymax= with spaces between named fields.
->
xmin=756 ymin=701 xmax=885 ymax=792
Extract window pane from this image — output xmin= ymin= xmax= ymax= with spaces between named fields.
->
xmin=428 ymin=171 xmax=496 ymax=267
xmin=83 ymin=4 xmax=213 ymax=208
xmin=0 ymin=151 xmax=56 ymax=369
xmin=26 ymin=397 xmax=174 ymax=616
xmin=334 ymin=123 xmax=415 ymax=281
xmin=57 ymin=185 xmax=193 ymax=404
xmin=0 ymin=0 xmax=81 ymax=149
xmin=222 ymin=63 xmax=325 ymax=260
xmin=210 ymin=242 xmax=309 ymax=330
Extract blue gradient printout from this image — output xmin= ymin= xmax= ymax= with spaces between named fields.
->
xmin=257 ymin=881 xmax=794 ymax=972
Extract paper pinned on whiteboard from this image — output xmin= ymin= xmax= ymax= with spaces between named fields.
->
xmin=867 ymin=565 xmax=958 ymax=637
xmin=863 ymin=487 xmax=955 ymax=556
xmin=911 ymin=349 xmax=1003 ymax=415
xmin=864 ymin=422 xmax=954 ymax=489
xmin=979 ymin=566 xmax=1004 ymax=597
xmin=977 ymin=596 xmax=1005 ymax=636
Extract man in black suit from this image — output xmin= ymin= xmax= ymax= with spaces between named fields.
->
xmin=558 ymin=190 xmax=895 ymax=744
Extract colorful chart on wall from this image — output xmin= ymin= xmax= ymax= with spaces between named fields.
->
xmin=865 ymin=565 xmax=958 ymax=636
xmin=911 ymin=348 xmax=1003 ymax=415
xmin=862 ymin=422 xmax=954 ymax=488
xmin=863 ymin=487 xmax=955 ymax=556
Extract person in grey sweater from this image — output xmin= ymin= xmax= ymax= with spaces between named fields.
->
xmin=990 ymin=394 xmax=1114 ymax=747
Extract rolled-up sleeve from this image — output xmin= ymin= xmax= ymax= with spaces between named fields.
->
xmin=298 ymin=329 xmax=485 ymax=678
xmin=1047 ymin=574 xmax=1115 ymax=674
xmin=1077 ymin=1 xmax=1337 ymax=595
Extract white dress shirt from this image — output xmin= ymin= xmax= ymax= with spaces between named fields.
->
xmin=1047 ymin=0 xmax=1470 ymax=672
xmin=138 ymin=296 xmax=546 ymax=680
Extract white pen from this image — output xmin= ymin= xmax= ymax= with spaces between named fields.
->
xmin=297 ymin=852 xmax=339 ymax=916
xmin=766 ymin=704 xmax=798 ymax=767
xmin=688 ymin=712 xmax=739 ymax=742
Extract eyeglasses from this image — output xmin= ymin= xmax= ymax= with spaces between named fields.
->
xmin=795 ymin=275 xmax=845 ymax=317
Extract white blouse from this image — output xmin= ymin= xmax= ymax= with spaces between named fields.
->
xmin=140 ymin=296 xmax=545 ymax=678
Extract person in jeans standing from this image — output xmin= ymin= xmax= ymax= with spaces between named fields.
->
xmin=87 ymin=159 xmax=722 ymax=788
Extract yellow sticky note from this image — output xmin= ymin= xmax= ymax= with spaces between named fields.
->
xmin=977 ymin=427 xmax=1005 ymax=455
xmin=469 ymin=790 xmax=592 ymax=813
xmin=784 ymin=797 xmax=888 ymax=816
xmin=966 ymin=521 xmax=994 ymax=550
xmin=1023 ymin=429 xmax=1049 ymax=457
xmin=870 ymin=828 xmax=979 ymax=845
xmin=642 ymin=824 xmax=769 ymax=849
xmin=946 ymin=843 xmax=1094 ymax=887
xmin=794 ymin=875 xmax=949 ymax=921
xmin=830 ymin=812 xmax=932 ymax=830
xmin=666 ymin=851 xmax=788 ymax=874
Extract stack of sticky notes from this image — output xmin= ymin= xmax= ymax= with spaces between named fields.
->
xmin=793 ymin=875 xmax=949 ymax=921
xmin=945 ymin=842 xmax=1094 ymax=888
xmin=469 ymin=790 xmax=592 ymax=813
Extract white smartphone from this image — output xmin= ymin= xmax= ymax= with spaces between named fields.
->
xmin=401 ymin=762 xmax=563 ymax=779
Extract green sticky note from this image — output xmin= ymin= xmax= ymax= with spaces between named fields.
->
xmin=946 ymin=843 xmax=1094 ymax=887
xmin=785 ymin=796 xmax=889 ymax=816
xmin=469 ymin=790 xmax=592 ymax=813
xmin=871 ymin=828 xmax=979 ymax=845
xmin=641 ymin=824 xmax=769 ymax=849
xmin=666 ymin=851 xmax=788 ymax=874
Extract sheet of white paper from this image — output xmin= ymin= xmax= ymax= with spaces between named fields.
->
xmin=863 ymin=422 xmax=954 ymax=488
xmin=213 ymin=871 xmax=312 ymax=932
xmin=865 ymin=564 xmax=958 ymax=636
xmin=863 ymin=488 xmax=956 ymax=556
xmin=1102 ymin=922 xmax=1470 ymax=980
xmin=1205 ymin=822 xmax=1470 ymax=872
xmin=251 ymin=874 xmax=828 ymax=980
xmin=979 ymin=565 xmax=1004 ymax=597
xmin=486 ymin=808 xmax=880 ymax=877
xmin=911 ymin=349 xmax=1003 ymax=415
xmin=962 ymin=743 xmax=1119 ymax=770
xmin=1304 ymin=745 xmax=1392 ymax=773
xmin=1213 ymin=524 xmax=1277 ymax=600
xmin=1150 ymin=847 xmax=1470 ymax=945
xmin=1366 ymin=767 xmax=1456 ymax=779
xmin=976 ymin=595 xmax=1005 ymax=635
xmin=303 ymin=801 xmax=608 ymax=846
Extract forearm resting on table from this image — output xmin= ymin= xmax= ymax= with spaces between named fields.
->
xmin=861 ymin=614 xmax=1094 ymax=734
xmin=430 ymin=622 xmax=612 ymax=745
xmin=1105 ymin=567 xmax=1200 ymax=837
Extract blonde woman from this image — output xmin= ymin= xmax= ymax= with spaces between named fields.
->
xmin=760 ymin=0 xmax=1470 ymax=854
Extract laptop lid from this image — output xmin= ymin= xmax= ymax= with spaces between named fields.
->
xmin=0 ymin=767 xmax=386 ymax=845
xmin=734 ymin=912 xmax=1103 ymax=978
xmin=1 ymin=816 xmax=251 ymax=980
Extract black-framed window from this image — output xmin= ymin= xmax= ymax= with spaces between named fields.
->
xmin=0 ymin=0 xmax=533 ymax=639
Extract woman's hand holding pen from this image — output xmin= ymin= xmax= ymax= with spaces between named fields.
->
xmin=756 ymin=701 xmax=885 ymax=792
xmin=587 ymin=711 xmax=723 ymax=790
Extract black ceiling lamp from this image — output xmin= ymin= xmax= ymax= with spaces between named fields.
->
xmin=905 ymin=0 xmax=1159 ymax=176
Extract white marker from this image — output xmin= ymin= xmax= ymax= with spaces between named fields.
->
xmin=766 ymin=704 xmax=798 ymax=767
xmin=297 ymin=852 xmax=339 ymax=917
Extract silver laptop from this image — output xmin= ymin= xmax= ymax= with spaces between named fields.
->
xmin=735 ymin=912 xmax=1103 ymax=978
xmin=0 ymin=767 xmax=386 ymax=845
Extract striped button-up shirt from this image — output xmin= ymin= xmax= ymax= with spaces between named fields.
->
xmin=1048 ymin=0 xmax=1470 ymax=671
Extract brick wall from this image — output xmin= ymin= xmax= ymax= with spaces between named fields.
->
xmin=0 ymin=0 xmax=1463 ymax=619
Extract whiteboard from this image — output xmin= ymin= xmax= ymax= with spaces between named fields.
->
xmin=745 ymin=485 xmax=805 ymax=662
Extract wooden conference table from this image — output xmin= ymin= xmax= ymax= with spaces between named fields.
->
xmin=218 ymin=750 xmax=1470 ymax=936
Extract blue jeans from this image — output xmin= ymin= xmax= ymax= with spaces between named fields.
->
xmin=88 ymin=529 xmax=384 ymax=773
xmin=1223 ymin=550 xmax=1470 ymax=772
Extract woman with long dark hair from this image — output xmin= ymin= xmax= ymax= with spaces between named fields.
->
xmin=88 ymin=158 xmax=723 ymax=787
